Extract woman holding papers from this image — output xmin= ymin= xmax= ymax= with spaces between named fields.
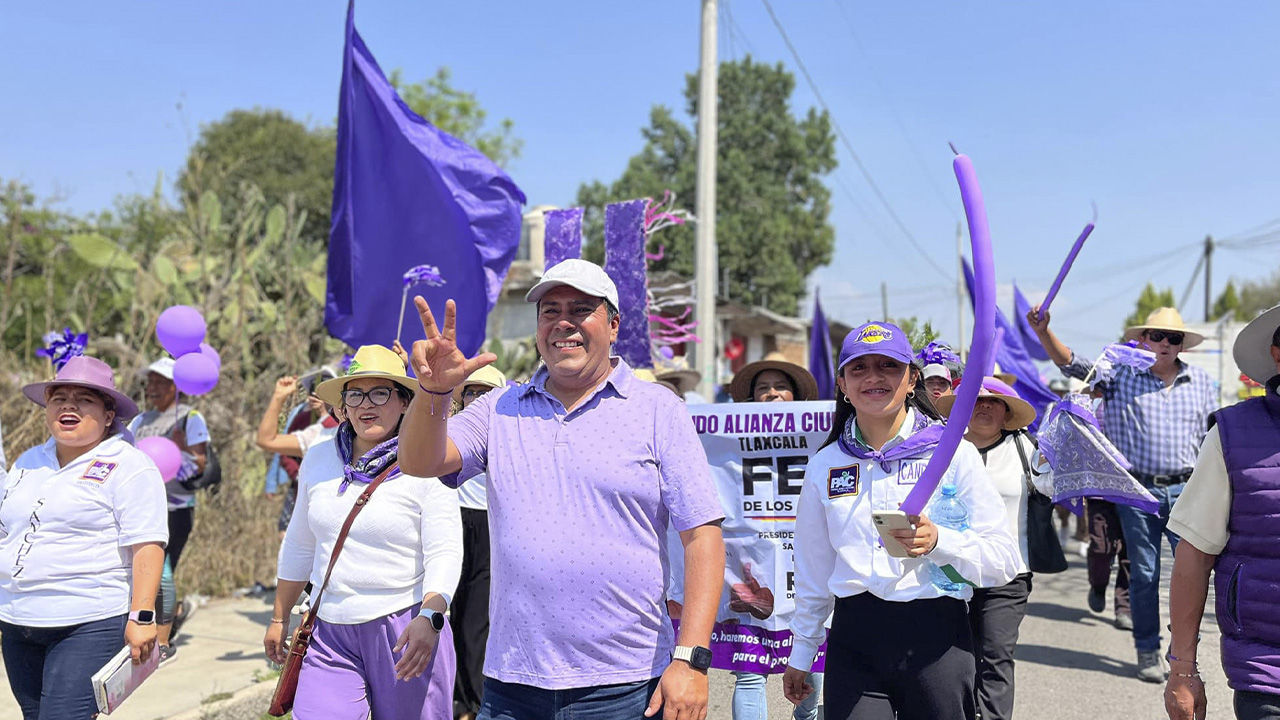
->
xmin=266 ymin=345 xmax=462 ymax=720
xmin=783 ymin=323 xmax=1020 ymax=720
xmin=0 ymin=357 xmax=168 ymax=719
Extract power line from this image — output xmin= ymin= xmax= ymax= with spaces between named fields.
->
xmin=758 ymin=0 xmax=952 ymax=281
xmin=1177 ymin=252 xmax=1206 ymax=312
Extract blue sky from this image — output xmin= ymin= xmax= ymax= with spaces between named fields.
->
xmin=4 ymin=0 xmax=1279 ymax=355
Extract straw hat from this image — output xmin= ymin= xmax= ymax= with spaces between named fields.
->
xmin=654 ymin=355 xmax=702 ymax=396
xmin=24 ymin=355 xmax=140 ymax=422
xmin=729 ymin=352 xmax=819 ymax=403
xmin=991 ymin=361 xmax=1018 ymax=387
xmin=453 ymin=365 xmax=508 ymax=404
xmin=1233 ymin=304 xmax=1280 ymax=384
xmin=314 ymin=345 xmax=415 ymax=407
xmin=1122 ymin=307 xmax=1204 ymax=349
xmin=935 ymin=377 xmax=1037 ymax=431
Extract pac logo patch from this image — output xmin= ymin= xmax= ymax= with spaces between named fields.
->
xmin=82 ymin=460 xmax=117 ymax=484
xmin=856 ymin=324 xmax=893 ymax=344
xmin=828 ymin=464 xmax=860 ymax=499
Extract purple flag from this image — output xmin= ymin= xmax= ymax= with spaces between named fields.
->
xmin=809 ymin=290 xmax=835 ymax=400
xmin=543 ymin=208 xmax=583 ymax=271
xmin=325 ymin=1 xmax=526 ymax=358
xmin=1013 ymin=283 xmax=1050 ymax=361
xmin=604 ymin=200 xmax=652 ymax=368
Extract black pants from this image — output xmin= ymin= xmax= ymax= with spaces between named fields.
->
xmin=452 ymin=508 xmax=491 ymax=716
xmin=1086 ymin=499 xmax=1130 ymax=614
xmin=168 ymin=506 xmax=195 ymax=570
xmin=825 ymin=593 xmax=976 ymax=720
xmin=969 ymin=573 xmax=1032 ymax=720
xmin=1237 ymin=690 xmax=1280 ymax=720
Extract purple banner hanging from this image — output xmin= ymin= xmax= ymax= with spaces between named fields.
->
xmin=543 ymin=207 xmax=584 ymax=271
xmin=604 ymin=199 xmax=653 ymax=369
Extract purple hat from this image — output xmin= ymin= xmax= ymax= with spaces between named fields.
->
xmin=23 ymin=356 xmax=140 ymax=421
xmin=838 ymin=322 xmax=915 ymax=372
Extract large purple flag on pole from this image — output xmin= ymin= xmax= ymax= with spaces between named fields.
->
xmin=326 ymin=1 xmax=526 ymax=357
xmin=1012 ymin=283 xmax=1050 ymax=361
xmin=809 ymin=290 xmax=835 ymax=400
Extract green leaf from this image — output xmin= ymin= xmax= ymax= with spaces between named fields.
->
xmin=200 ymin=191 xmax=222 ymax=233
xmin=153 ymin=255 xmax=179 ymax=286
xmin=265 ymin=205 xmax=286 ymax=245
xmin=67 ymin=233 xmax=139 ymax=270
xmin=304 ymin=276 xmax=327 ymax=304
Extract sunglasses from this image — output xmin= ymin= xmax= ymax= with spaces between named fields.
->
xmin=339 ymin=386 xmax=398 ymax=408
xmin=1143 ymin=330 xmax=1184 ymax=345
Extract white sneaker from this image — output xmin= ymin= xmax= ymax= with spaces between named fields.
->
xmin=1077 ymin=540 xmax=1089 ymax=558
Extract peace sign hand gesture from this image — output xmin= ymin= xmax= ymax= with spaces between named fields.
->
xmin=411 ymin=296 xmax=496 ymax=393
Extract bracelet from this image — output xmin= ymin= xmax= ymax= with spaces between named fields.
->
xmin=1172 ymin=671 xmax=1202 ymax=680
xmin=270 ymin=618 xmax=287 ymax=624
xmin=1166 ymin=650 xmax=1197 ymax=665
xmin=417 ymin=383 xmax=455 ymax=396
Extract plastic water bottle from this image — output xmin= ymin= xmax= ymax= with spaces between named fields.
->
xmin=928 ymin=483 xmax=969 ymax=594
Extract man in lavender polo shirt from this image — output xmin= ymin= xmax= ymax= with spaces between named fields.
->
xmin=401 ymin=259 xmax=726 ymax=720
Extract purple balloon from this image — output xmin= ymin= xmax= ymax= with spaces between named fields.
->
xmin=1038 ymin=208 xmax=1097 ymax=321
xmin=156 ymin=306 xmax=207 ymax=357
xmin=137 ymin=436 xmax=182 ymax=482
xmin=899 ymin=152 xmax=997 ymax=516
xmin=173 ymin=352 xmax=219 ymax=395
xmin=199 ymin=342 xmax=222 ymax=371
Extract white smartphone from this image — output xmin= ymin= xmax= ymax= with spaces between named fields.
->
xmin=871 ymin=510 xmax=915 ymax=558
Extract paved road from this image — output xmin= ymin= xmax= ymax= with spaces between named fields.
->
xmin=0 ymin=545 xmax=1233 ymax=719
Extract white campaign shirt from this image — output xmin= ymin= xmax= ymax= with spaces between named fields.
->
xmin=788 ymin=412 xmax=1021 ymax=672
xmin=0 ymin=435 xmax=169 ymax=626
xmin=456 ymin=472 xmax=488 ymax=511
xmin=973 ymin=433 xmax=1040 ymax=571
xmin=276 ymin=436 xmax=463 ymax=624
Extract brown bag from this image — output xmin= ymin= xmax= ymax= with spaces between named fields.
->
xmin=267 ymin=464 xmax=396 ymax=717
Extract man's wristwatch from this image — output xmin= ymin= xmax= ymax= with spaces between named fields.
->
xmin=424 ymin=610 xmax=446 ymax=633
xmin=128 ymin=610 xmax=156 ymax=626
xmin=673 ymin=645 xmax=712 ymax=671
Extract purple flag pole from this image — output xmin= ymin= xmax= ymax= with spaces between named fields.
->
xmin=543 ymin=207 xmax=584 ymax=270
xmin=1038 ymin=204 xmax=1097 ymax=320
xmin=809 ymin=290 xmax=836 ymax=400
xmin=604 ymin=200 xmax=653 ymax=369
xmin=901 ymin=149 xmax=997 ymax=516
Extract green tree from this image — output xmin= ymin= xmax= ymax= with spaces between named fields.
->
xmin=1211 ymin=280 xmax=1249 ymax=322
xmin=388 ymin=68 xmax=522 ymax=168
xmin=886 ymin=316 xmax=939 ymax=350
xmin=1124 ymin=283 xmax=1177 ymax=328
xmin=575 ymin=56 xmax=837 ymax=316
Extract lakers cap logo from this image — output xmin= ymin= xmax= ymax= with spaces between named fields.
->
xmin=856 ymin=325 xmax=893 ymax=344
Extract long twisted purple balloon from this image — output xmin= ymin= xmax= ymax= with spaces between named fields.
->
xmin=900 ymin=151 xmax=997 ymax=516
xmin=1038 ymin=205 xmax=1097 ymax=320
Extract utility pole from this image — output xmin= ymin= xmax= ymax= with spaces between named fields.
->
xmin=956 ymin=222 xmax=966 ymax=360
xmin=880 ymin=281 xmax=889 ymax=320
xmin=1203 ymin=235 xmax=1214 ymax=322
xmin=694 ymin=0 xmax=719 ymax=399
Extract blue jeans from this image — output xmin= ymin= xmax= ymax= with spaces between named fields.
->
xmin=0 ymin=614 xmax=127 ymax=720
xmin=1115 ymin=482 xmax=1183 ymax=652
xmin=478 ymin=676 xmax=661 ymax=720
xmin=731 ymin=670 xmax=823 ymax=720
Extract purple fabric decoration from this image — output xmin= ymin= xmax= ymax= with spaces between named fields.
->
xmin=1039 ymin=204 xmax=1097 ymax=321
xmin=809 ymin=290 xmax=836 ymax=400
xmin=402 ymin=264 xmax=445 ymax=287
xmin=1013 ymin=283 xmax=1051 ymax=362
xmin=838 ymin=412 xmax=945 ymax=473
xmin=1037 ymin=393 xmax=1158 ymax=515
xmin=914 ymin=341 xmax=961 ymax=367
xmin=36 ymin=328 xmax=88 ymax=372
xmin=900 ymin=150 xmax=997 ymax=517
xmin=325 ymin=1 xmax=526 ymax=358
xmin=604 ymin=200 xmax=652 ymax=369
xmin=1090 ymin=341 xmax=1157 ymax=385
xmin=543 ymin=208 xmax=584 ymax=271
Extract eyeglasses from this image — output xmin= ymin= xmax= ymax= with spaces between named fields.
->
xmin=461 ymin=387 xmax=491 ymax=400
xmin=1144 ymin=330 xmax=1184 ymax=345
xmin=339 ymin=386 xmax=396 ymax=408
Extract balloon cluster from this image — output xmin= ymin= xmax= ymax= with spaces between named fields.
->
xmin=155 ymin=306 xmax=222 ymax=396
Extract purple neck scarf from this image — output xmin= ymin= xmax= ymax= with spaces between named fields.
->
xmin=837 ymin=410 xmax=946 ymax=472
xmin=335 ymin=422 xmax=401 ymax=493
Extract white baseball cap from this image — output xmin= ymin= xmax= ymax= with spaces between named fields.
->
xmin=525 ymin=259 xmax=620 ymax=310
xmin=922 ymin=363 xmax=952 ymax=382
xmin=145 ymin=357 xmax=176 ymax=380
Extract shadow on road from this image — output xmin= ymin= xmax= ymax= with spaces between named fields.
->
xmin=1025 ymin=601 xmax=1108 ymax=625
xmin=1014 ymin=643 xmax=1132 ymax=678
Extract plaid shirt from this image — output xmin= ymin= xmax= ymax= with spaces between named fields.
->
xmin=1061 ymin=353 xmax=1218 ymax=476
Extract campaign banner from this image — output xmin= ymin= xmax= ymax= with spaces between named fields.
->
xmin=670 ymin=401 xmax=835 ymax=674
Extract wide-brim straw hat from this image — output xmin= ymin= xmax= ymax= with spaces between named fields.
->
xmin=935 ymin=376 xmax=1037 ymax=431
xmin=1123 ymin=307 xmax=1204 ymax=349
xmin=1234 ymin=304 xmax=1280 ymax=384
xmin=23 ymin=355 xmax=140 ymax=421
xmin=314 ymin=345 xmax=415 ymax=407
xmin=453 ymin=365 xmax=508 ymax=404
xmin=729 ymin=352 xmax=819 ymax=403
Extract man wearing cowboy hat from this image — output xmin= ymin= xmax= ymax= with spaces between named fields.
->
xmin=1028 ymin=305 xmax=1219 ymax=683
xmin=1164 ymin=304 xmax=1280 ymax=720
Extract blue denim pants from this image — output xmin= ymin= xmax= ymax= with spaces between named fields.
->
xmin=0 ymin=614 xmax=127 ymax=720
xmin=731 ymin=670 xmax=823 ymax=720
xmin=1115 ymin=482 xmax=1183 ymax=653
xmin=478 ymin=676 xmax=661 ymax=720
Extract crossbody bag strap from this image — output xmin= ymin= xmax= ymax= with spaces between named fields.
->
xmin=297 ymin=463 xmax=397 ymax=631
xmin=1011 ymin=431 xmax=1037 ymax=496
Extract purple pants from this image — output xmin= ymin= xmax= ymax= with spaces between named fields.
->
xmin=294 ymin=604 xmax=456 ymax=720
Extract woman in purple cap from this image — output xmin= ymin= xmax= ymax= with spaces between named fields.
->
xmin=783 ymin=323 xmax=1021 ymax=720
xmin=936 ymin=378 xmax=1050 ymax=720
xmin=0 ymin=356 xmax=169 ymax=719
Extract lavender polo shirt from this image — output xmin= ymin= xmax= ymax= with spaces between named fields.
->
xmin=444 ymin=358 xmax=724 ymax=689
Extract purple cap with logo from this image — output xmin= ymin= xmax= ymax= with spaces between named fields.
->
xmin=838 ymin=322 xmax=915 ymax=371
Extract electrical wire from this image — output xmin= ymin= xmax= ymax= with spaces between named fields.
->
xmin=1176 ymin=253 xmax=1206 ymax=312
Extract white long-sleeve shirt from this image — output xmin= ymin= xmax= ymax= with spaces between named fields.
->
xmin=788 ymin=417 xmax=1021 ymax=672
xmin=277 ymin=437 xmax=462 ymax=624
xmin=973 ymin=432 xmax=1043 ymax=572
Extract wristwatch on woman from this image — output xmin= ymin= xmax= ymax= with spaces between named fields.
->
xmin=128 ymin=610 xmax=156 ymax=626
xmin=424 ymin=610 xmax=446 ymax=632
